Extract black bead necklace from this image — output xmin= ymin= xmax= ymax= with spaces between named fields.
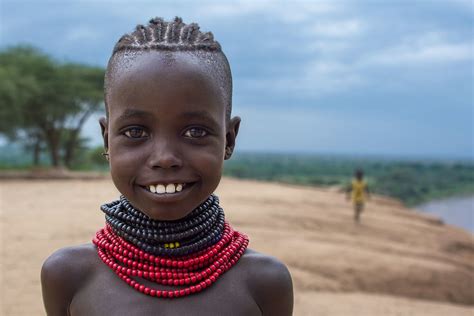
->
xmin=100 ymin=194 xmax=225 ymax=257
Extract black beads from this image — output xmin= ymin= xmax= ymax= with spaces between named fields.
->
xmin=100 ymin=194 xmax=225 ymax=257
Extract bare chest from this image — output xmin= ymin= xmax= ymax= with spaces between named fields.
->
xmin=70 ymin=264 xmax=261 ymax=316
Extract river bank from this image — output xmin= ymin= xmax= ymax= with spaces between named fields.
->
xmin=416 ymin=195 xmax=474 ymax=233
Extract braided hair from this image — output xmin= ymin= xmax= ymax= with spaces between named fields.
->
xmin=104 ymin=17 xmax=232 ymax=118
xmin=113 ymin=17 xmax=221 ymax=53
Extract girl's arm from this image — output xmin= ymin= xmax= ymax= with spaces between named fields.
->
xmin=248 ymin=253 xmax=294 ymax=316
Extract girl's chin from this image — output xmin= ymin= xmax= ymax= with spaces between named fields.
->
xmin=135 ymin=200 xmax=199 ymax=221
xmin=121 ymin=183 xmax=214 ymax=220
xmin=143 ymin=209 xmax=192 ymax=221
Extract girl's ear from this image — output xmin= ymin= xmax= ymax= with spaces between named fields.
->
xmin=99 ymin=117 xmax=109 ymax=153
xmin=225 ymin=116 xmax=241 ymax=160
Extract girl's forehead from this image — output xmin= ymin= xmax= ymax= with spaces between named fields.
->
xmin=109 ymin=51 xmax=217 ymax=84
xmin=105 ymin=50 xmax=232 ymax=120
xmin=106 ymin=51 xmax=227 ymax=122
xmin=108 ymin=51 xmax=224 ymax=101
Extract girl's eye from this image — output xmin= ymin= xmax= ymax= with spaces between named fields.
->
xmin=184 ymin=127 xmax=208 ymax=138
xmin=124 ymin=127 xmax=148 ymax=139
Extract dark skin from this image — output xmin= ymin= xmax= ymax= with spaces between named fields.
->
xmin=41 ymin=51 xmax=294 ymax=315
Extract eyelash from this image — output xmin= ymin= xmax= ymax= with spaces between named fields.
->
xmin=183 ymin=127 xmax=208 ymax=138
xmin=122 ymin=127 xmax=209 ymax=139
xmin=123 ymin=127 xmax=149 ymax=139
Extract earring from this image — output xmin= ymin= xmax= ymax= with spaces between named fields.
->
xmin=224 ymin=147 xmax=233 ymax=159
xmin=102 ymin=152 xmax=109 ymax=161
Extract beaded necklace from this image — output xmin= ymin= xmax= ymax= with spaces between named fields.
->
xmin=93 ymin=195 xmax=249 ymax=298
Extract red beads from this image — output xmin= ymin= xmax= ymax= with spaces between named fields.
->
xmin=93 ymin=222 xmax=249 ymax=299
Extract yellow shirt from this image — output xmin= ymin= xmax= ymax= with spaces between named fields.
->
xmin=351 ymin=179 xmax=367 ymax=203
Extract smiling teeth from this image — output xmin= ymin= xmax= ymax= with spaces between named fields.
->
xmin=148 ymin=183 xmax=184 ymax=194
xmin=156 ymin=184 xmax=166 ymax=194
xmin=165 ymin=184 xmax=175 ymax=193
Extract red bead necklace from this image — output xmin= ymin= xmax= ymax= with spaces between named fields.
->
xmin=93 ymin=222 xmax=249 ymax=298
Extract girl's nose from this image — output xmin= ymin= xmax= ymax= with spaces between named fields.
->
xmin=146 ymin=139 xmax=183 ymax=169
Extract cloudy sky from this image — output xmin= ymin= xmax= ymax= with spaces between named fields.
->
xmin=1 ymin=0 xmax=472 ymax=159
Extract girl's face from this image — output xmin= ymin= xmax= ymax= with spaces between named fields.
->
xmin=101 ymin=51 xmax=239 ymax=220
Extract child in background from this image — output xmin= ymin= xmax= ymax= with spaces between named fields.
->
xmin=41 ymin=17 xmax=293 ymax=315
xmin=346 ymin=169 xmax=371 ymax=223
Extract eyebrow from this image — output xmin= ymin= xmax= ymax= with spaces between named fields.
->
xmin=114 ymin=108 xmax=220 ymax=126
xmin=180 ymin=111 xmax=220 ymax=126
xmin=116 ymin=109 xmax=151 ymax=121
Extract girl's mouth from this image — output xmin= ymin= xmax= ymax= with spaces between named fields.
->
xmin=139 ymin=182 xmax=196 ymax=197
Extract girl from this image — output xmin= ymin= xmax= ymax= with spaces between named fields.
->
xmin=41 ymin=17 xmax=293 ymax=316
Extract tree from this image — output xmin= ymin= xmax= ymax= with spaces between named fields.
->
xmin=0 ymin=45 xmax=104 ymax=168
xmin=59 ymin=63 xmax=104 ymax=168
xmin=0 ymin=46 xmax=52 ymax=165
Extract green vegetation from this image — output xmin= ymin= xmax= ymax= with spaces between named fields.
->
xmin=0 ymin=143 xmax=109 ymax=171
xmin=223 ymin=152 xmax=474 ymax=206
xmin=1 ymin=146 xmax=472 ymax=206
xmin=0 ymin=45 xmax=104 ymax=168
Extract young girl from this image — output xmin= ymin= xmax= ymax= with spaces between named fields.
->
xmin=346 ymin=169 xmax=371 ymax=223
xmin=41 ymin=17 xmax=293 ymax=315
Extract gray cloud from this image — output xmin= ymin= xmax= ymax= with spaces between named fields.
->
xmin=1 ymin=0 xmax=472 ymax=158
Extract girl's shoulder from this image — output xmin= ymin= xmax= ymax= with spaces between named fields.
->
xmin=41 ymin=243 xmax=99 ymax=315
xmin=42 ymin=243 xmax=99 ymax=285
xmin=236 ymin=248 xmax=294 ymax=315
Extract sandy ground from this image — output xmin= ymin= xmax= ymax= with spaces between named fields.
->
xmin=0 ymin=177 xmax=473 ymax=315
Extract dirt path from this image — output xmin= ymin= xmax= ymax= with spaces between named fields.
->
xmin=1 ymin=178 xmax=472 ymax=315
